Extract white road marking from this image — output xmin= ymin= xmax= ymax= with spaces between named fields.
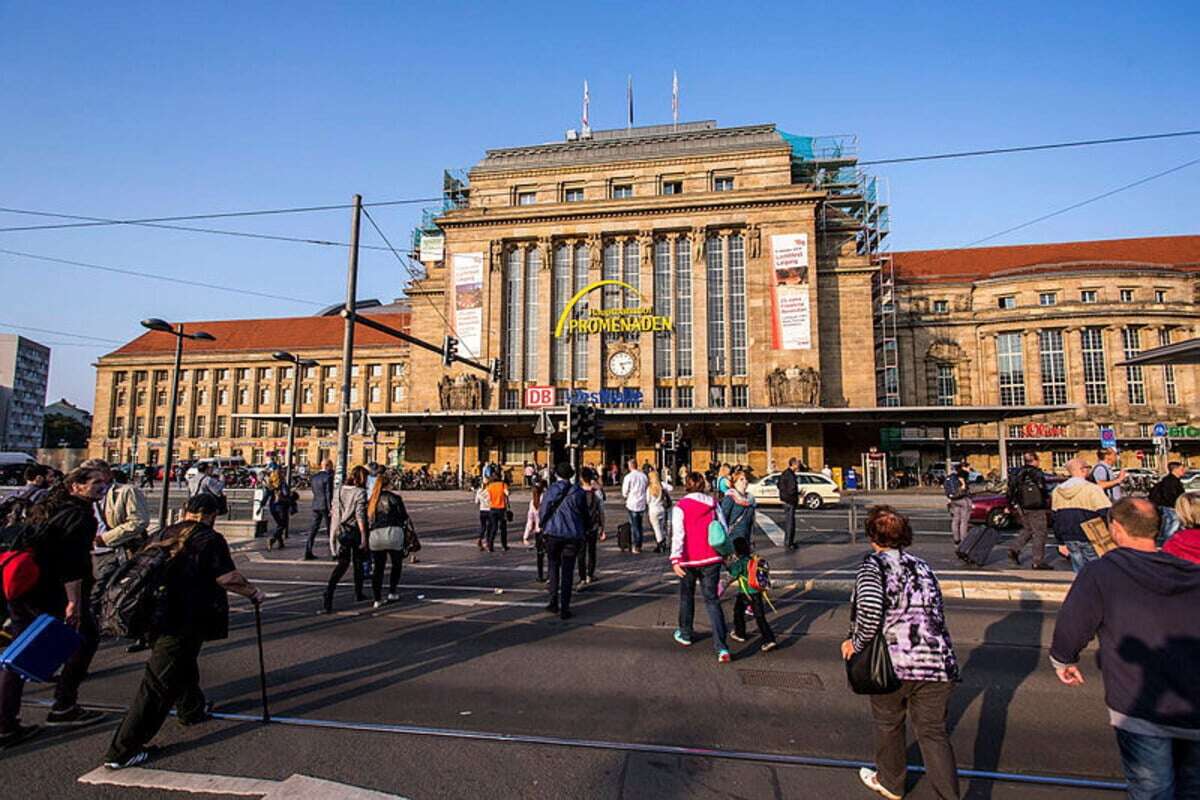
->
xmin=755 ymin=517 xmax=785 ymax=547
xmin=78 ymin=767 xmax=409 ymax=799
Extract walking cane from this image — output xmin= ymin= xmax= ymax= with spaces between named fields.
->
xmin=253 ymin=601 xmax=270 ymax=724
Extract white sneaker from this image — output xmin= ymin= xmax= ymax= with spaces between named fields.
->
xmin=372 ymin=601 xmax=384 ymax=609
xmin=387 ymin=593 xmax=400 ymax=602
xmin=859 ymin=767 xmax=902 ymax=799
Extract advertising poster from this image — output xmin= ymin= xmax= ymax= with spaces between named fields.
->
xmin=770 ymin=233 xmax=812 ymax=350
xmin=452 ymin=252 xmax=484 ymax=358
xmin=419 ymin=233 xmax=445 ymax=264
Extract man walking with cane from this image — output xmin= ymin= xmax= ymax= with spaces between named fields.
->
xmin=103 ymin=493 xmax=265 ymax=769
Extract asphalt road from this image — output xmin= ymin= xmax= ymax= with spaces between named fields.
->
xmin=2 ymin=491 xmax=1122 ymax=799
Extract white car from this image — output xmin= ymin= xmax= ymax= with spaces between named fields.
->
xmin=747 ymin=471 xmax=841 ymax=509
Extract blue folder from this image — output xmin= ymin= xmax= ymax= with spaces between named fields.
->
xmin=0 ymin=614 xmax=83 ymax=683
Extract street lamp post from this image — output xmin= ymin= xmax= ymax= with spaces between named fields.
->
xmin=141 ymin=318 xmax=215 ymax=531
xmin=272 ymin=351 xmax=318 ymax=487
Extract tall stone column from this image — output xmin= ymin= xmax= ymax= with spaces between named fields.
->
xmin=637 ymin=230 xmax=655 ymax=405
xmin=691 ymin=228 xmax=710 ymax=407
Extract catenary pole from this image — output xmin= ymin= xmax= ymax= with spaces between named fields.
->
xmin=158 ymin=329 xmax=184 ymax=530
xmin=335 ymin=195 xmax=362 ymax=487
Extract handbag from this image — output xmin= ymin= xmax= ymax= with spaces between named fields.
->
xmin=403 ymin=518 xmax=420 ymax=553
xmin=369 ymin=525 xmax=406 ymax=552
xmin=846 ymin=555 xmax=901 ymax=695
xmin=336 ymin=519 xmax=361 ymax=549
xmin=707 ymin=503 xmax=732 ymax=555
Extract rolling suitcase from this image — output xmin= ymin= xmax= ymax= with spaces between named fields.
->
xmin=956 ymin=525 xmax=1000 ymax=568
xmin=0 ymin=613 xmax=83 ymax=682
xmin=616 ymin=522 xmax=632 ymax=552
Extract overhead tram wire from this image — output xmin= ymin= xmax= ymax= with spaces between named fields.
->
xmin=0 ymin=321 xmax=124 ymax=344
xmin=0 ymin=196 xmax=443 ymax=233
xmin=359 ymin=205 xmax=464 ymax=340
xmin=858 ymin=129 xmax=1200 ymax=166
xmin=2 ymin=127 xmax=1198 ymax=234
xmin=898 ymin=154 xmax=1200 ymax=275
xmin=0 ymin=248 xmax=327 ymax=307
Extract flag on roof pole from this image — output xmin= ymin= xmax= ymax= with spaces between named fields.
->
xmin=626 ymin=75 xmax=633 ymax=129
xmin=672 ymin=70 xmax=679 ymax=129
xmin=582 ymin=80 xmax=590 ymax=134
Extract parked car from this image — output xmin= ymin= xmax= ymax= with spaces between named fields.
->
xmin=969 ymin=473 xmax=1067 ymax=529
xmin=924 ymin=461 xmax=984 ymax=486
xmin=747 ymin=471 xmax=841 ymax=509
xmin=1184 ymin=469 xmax=1200 ymax=492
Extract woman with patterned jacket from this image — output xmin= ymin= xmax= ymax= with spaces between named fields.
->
xmin=842 ymin=506 xmax=960 ymax=800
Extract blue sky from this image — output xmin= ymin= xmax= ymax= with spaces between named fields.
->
xmin=2 ymin=1 xmax=1198 ymax=407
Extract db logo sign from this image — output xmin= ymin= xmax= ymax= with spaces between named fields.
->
xmin=524 ymin=386 xmax=554 ymax=408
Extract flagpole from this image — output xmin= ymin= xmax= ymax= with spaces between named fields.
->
xmin=672 ymin=70 xmax=679 ymax=131
xmin=627 ymin=75 xmax=633 ymax=130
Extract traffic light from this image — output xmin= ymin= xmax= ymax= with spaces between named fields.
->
xmin=575 ymin=405 xmax=605 ymax=447
xmin=442 ymin=335 xmax=458 ymax=367
xmin=490 ymin=358 xmax=503 ymax=382
xmin=568 ymin=403 xmax=584 ymax=444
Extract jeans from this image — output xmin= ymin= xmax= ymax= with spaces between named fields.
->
xmin=578 ymin=532 xmax=598 ymax=581
xmin=0 ymin=597 xmax=101 ymax=733
xmin=627 ymin=510 xmax=645 ymax=549
xmin=869 ymin=680 xmax=960 ymax=799
xmin=371 ymin=549 xmax=404 ymax=602
xmin=1115 ymin=728 xmax=1200 ymax=800
xmin=949 ymin=498 xmax=972 ymax=544
xmin=677 ymin=563 xmax=728 ymax=653
xmin=1160 ymin=508 xmax=1183 ymax=544
xmin=545 ymin=536 xmax=579 ymax=612
xmin=1064 ymin=540 xmax=1099 ymax=574
xmin=323 ymin=544 xmax=367 ymax=610
xmin=306 ymin=510 xmax=330 ymax=555
xmin=105 ymin=633 xmax=206 ymax=763
xmin=734 ymin=593 xmax=775 ymax=643
xmin=485 ymin=509 xmax=508 ymax=550
xmin=648 ymin=509 xmax=666 ymax=545
xmin=781 ymin=502 xmax=797 ymax=548
xmin=1009 ymin=508 xmax=1049 ymax=565
xmin=269 ymin=507 xmax=289 ymax=545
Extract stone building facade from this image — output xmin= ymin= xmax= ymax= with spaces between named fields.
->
xmin=891 ymin=236 xmax=1200 ymax=472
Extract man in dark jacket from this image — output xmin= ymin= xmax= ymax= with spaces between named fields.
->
xmin=777 ymin=458 xmax=799 ymax=550
xmin=1006 ymin=452 xmax=1052 ymax=569
xmin=1051 ymin=498 xmax=1200 ymax=799
xmin=305 ymin=460 xmax=334 ymax=561
xmin=103 ymin=493 xmax=265 ymax=769
xmin=539 ymin=463 xmax=592 ymax=620
xmin=1149 ymin=462 xmax=1187 ymax=542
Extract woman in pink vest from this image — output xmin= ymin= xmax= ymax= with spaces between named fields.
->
xmin=670 ymin=471 xmax=731 ymax=662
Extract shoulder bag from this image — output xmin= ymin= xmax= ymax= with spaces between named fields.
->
xmin=846 ymin=554 xmax=901 ymax=695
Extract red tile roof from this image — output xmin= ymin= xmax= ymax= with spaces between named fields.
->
xmin=106 ymin=312 xmax=412 ymax=357
xmin=892 ymin=234 xmax=1200 ymax=283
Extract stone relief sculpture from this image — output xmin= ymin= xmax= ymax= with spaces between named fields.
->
xmin=488 ymin=240 xmax=503 ymax=272
xmin=746 ymin=224 xmax=762 ymax=258
xmin=766 ymin=366 xmax=821 ymax=407
xmin=438 ymin=374 xmax=485 ymax=410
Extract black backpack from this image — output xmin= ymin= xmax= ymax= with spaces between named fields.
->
xmin=99 ymin=523 xmax=199 ymax=640
xmin=1015 ymin=469 xmax=1046 ymax=510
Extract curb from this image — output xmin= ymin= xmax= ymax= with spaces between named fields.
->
xmin=788 ymin=577 xmax=1069 ymax=604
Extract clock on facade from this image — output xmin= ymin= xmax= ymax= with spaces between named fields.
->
xmin=607 ymin=349 xmax=637 ymax=379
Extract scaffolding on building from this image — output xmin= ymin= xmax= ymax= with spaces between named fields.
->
xmin=784 ymin=132 xmax=899 ymax=406
xmin=410 ymin=168 xmax=471 ymax=258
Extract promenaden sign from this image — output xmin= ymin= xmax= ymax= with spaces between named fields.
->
xmin=554 ymin=280 xmax=672 ymax=337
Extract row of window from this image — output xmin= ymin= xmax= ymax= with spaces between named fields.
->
xmin=934 ymin=327 xmax=1178 ymax=407
xmin=115 ymin=381 xmax=406 ymax=409
xmin=110 ymin=415 xmax=357 ymax=440
xmin=505 ymin=235 xmax=747 ymax=388
xmin=932 ymin=288 xmax=1171 ymax=314
xmin=112 ymin=363 xmax=403 ymax=385
xmin=511 ymin=174 xmax=734 ymax=206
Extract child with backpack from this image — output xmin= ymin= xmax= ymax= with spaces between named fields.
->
xmin=726 ymin=532 xmax=777 ymax=653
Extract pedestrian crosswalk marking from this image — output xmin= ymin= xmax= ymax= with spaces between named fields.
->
xmin=78 ymin=767 xmax=409 ymax=799
xmin=756 ymin=517 xmax=785 ymax=547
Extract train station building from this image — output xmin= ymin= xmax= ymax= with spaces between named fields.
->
xmin=88 ymin=121 xmax=1200 ymax=479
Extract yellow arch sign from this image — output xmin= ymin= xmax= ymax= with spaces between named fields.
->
xmin=553 ymin=280 xmax=673 ymax=338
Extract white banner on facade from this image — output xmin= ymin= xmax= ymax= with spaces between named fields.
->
xmin=452 ymin=252 xmax=484 ymax=358
xmin=419 ymin=233 xmax=445 ymax=264
xmin=770 ymin=233 xmax=811 ymax=350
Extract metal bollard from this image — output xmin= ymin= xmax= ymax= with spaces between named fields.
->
xmin=848 ymin=498 xmax=857 ymax=544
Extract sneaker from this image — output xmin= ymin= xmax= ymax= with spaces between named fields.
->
xmin=387 ymin=593 xmax=400 ymax=601
xmin=761 ymin=641 xmax=778 ymax=653
xmin=303 ymin=552 xmax=317 ymax=561
xmin=104 ymin=747 xmax=156 ymax=770
xmin=858 ymin=767 xmax=902 ymax=800
xmin=0 ymin=724 xmax=40 ymax=750
xmin=717 ymin=649 xmax=732 ymax=664
xmin=632 ymin=547 xmax=642 ymax=554
xmin=316 ymin=607 xmax=332 ymax=616
xmin=45 ymin=706 xmax=105 ymax=727
xmin=1032 ymin=563 xmax=1054 ymax=571
xmin=673 ymin=630 xmax=693 ymax=647
xmin=373 ymin=601 xmax=384 ymax=609
xmin=125 ymin=640 xmax=149 ymax=654
xmin=729 ymin=632 xmax=747 ymax=643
